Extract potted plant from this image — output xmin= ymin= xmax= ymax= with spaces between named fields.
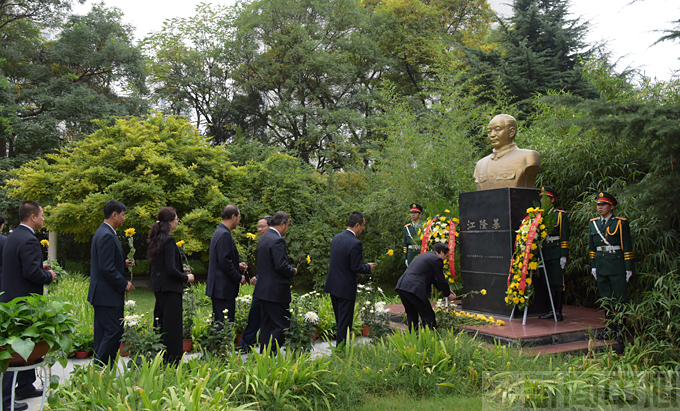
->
xmin=182 ymin=286 xmax=198 ymax=352
xmin=72 ymin=331 xmax=94 ymax=359
xmin=234 ymin=295 xmax=251 ymax=344
xmin=0 ymin=294 xmax=77 ymax=372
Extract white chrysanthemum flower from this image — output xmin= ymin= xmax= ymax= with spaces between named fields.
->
xmin=435 ymin=300 xmax=444 ymax=309
xmin=124 ymin=300 xmax=136 ymax=308
xmin=304 ymin=311 xmax=319 ymax=324
xmin=377 ymin=287 xmax=383 ymax=293
xmin=223 ymin=308 xmax=229 ymax=314
xmin=376 ymin=306 xmax=391 ymax=314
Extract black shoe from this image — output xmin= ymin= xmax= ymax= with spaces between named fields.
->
xmin=3 ymin=402 xmax=28 ymax=411
xmin=555 ymin=313 xmax=564 ymax=322
xmin=539 ymin=311 xmax=555 ymax=319
xmin=14 ymin=387 xmax=42 ymax=400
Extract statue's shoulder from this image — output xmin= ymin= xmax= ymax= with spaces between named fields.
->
xmin=514 ymin=147 xmax=541 ymax=165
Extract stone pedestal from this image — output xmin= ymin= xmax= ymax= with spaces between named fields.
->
xmin=459 ymin=188 xmax=550 ymax=317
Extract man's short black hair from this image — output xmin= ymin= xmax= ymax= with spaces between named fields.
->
xmin=222 ymin=205 xmax=240 ymax=220
xmin=347 ymin=211 xmax=365 ymax=228
xmin=260 ymin=215 xmax=272 ymax=225
xmin=104 ymin=200 xmax=127 ymax=219
xmin=270 ymin=211 xmax=289 ymax=226
xmin=0 ymin=215 xmax=5 ymax=227
xmin=19 ymin=201 xmax=42 ymax=222
xmin=432 ymin=243 xmax=449 ymax=254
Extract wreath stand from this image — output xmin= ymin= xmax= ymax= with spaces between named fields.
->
xmin=508 ymin=246 xmax=557 ymax=326
xmin=0 ymin=360 xmax=49 ymax=411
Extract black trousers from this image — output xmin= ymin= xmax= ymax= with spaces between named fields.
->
xmin=259 ymin=300 xmax=290 ymax=353
xmin=211 ymin=297 xmax=236 ymax=329
xmin=330 ymin=295 xmax=355 ymax=346
xmin=154 ymin=291 xmax=183 ymax=364
xmin=397 ymin=290 xmax=436 ymax=331
xmin=93 ymin=304 xmax=124 ymax=369
xmin=2 ymin=368 xmax=36 ymax=406
xmin=239 ymin=296 xmax=261 ymax=349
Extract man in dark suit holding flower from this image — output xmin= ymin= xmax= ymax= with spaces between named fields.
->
xmin=324 ymin=211 xmax=375 ymax=347
xmin=1 ymin=201 xmax=56 ymax=411
xmin=88 ymin=200 xmax=134 ymax=369
xmin=206 ymin=204 xmax=247 ymax=328
xmin=253 ymin=211 xmax=297 ymax=352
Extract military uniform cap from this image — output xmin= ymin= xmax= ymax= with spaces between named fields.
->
xmin=409 ymin=203 xmax=423 ymax=213
xmin=541 ymin=186 xmax=557 ymax=198
xmin=596 ymin=191 xmax=617 ymax=206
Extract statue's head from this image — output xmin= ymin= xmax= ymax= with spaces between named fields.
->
xmin=487 ymin=114 xmax=517 ymax=150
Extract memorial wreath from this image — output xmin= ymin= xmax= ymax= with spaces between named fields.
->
xmin=505 ymin=206 xmax=550 ymax=311
xmin=419 ymin=211 xmax=460 ymax=285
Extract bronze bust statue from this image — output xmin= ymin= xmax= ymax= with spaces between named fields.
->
xmin=474 ymin=114 xmax=541 ymax=191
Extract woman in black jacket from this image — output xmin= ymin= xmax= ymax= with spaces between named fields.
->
xmin=148 ymin=207 xmax=195 ymax=363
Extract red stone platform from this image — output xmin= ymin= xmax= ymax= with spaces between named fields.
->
xmin=386 ymin=303 xmax=618 ymax=355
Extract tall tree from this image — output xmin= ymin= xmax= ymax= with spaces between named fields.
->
xmin=143 ymin=3 xmax=265 ymax=145
xmin=0 ymin=4 xmax=148 ymax=159
xmin=464 ymin=0 xmax=596 ymax=112
xmin=235 ymin=0 xmax=385 ymax=170
xmin=362 ymin=0 xmax=493 ymax=104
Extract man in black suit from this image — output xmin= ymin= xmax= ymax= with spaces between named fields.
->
xmin=395 ymin=243 xmax=453 ymax=331
xmin=88 ymin=200 xmax=134 ymax=369
xmin=206 ymin=205 xmax=247 ymax=327
xmin=238 ymin=215 xmax=271 ymax=351
xmin=0 ymin=215 xmax=6 ymax=285
xmin=324 ymin=211 xmax=375 ymax=346
xmin=1 ymin=202 xmax=56 ymax=411
xmin=253 ymin=211 xmax=297 ymax=353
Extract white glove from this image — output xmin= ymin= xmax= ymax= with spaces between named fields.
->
xmin=405 ymin=260 xmax=409 ymax=267
xmin=560 ymin=257 xmax=567 ymax=269
xmin=626 ymin=271 xmax=633 ymax=282
xmin=591 ymin=268 xmax=597 ymax=279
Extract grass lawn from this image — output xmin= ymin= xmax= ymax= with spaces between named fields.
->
xmin=351 ymin=393 xmax=482 ymax=411
xmin=126 ymin=287 xmax=156 ymax=315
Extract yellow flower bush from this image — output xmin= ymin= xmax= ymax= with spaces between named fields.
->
xmin=40 ymin=239 xmax=50 ymax=247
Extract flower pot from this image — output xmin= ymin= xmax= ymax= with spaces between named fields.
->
xmin=118 ymin=343 xmax=129 ymax=357
xmin=236 ymin=334 xmax=242 ymax=346
xmin=8 ymin=341 xmax=50 ymax=366
xmin=362 ymin=326 xmax=372 ymax=337
xmin=182 ymin=339 xmax=193 ymax=353
xmin=312 ymin=330 xmax=318 ymax=341
xmin=74 ymin=351 xmax=90 ymax=359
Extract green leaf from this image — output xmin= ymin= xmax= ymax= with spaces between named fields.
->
xmin=10 ymin=338 xmax=35 ymax=361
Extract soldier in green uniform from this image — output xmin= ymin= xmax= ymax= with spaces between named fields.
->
xmin=538 ymin=186 xmax=570 ymax=321
xmin=588 ymin=192 xmax=633 ymax=342
xmin=403 ymin=203 xmax=423 ymax=267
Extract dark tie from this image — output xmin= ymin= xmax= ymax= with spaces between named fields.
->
xmin=601 ymin=218 xmax=606 ymax=230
